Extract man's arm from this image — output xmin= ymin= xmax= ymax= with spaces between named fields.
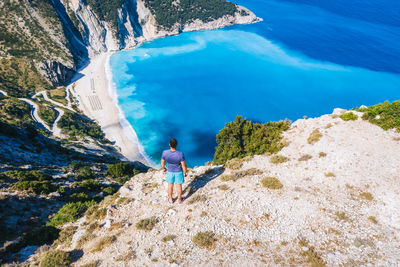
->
xmin=161 ymin=159 xmax=166 ymax=173
xmin=181 ymin=161 xmax=188 ymax=176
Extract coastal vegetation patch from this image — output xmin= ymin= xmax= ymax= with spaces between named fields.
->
xmin=144 ymin=0 xmax=237 ymax=29
xmin=359 ymin=100 xmax=400 ymax=132
xmin=57 ymin=111 xmax=106 ymax=141
xmin=47 ymin=200 xmax=96 ymax=227
xmin=340 ymin=112 xmax=358 ymax=121
xmin=214 ymin=116 xmax=290 ymax=164
xmin=107 ymin=162 xmax=141 ymax=185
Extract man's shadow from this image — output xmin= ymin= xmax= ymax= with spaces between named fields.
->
xmin=183 ymin=167 xmax=225 ymax=198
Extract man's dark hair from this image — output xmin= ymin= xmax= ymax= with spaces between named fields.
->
xmin=169 ymin=138 xmax=178 ymax=149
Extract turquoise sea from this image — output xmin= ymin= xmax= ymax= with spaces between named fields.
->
xmin=110 ymin=0 xmax=400 ymax=166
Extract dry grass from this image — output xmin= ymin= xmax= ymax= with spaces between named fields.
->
xmin=79 ymin=261 xmax=99 ymax=267
xmin=324 ymin=172 xmax=335 ymax=177
xmin=48 ymin=88 xmax=67 ymax=105
xmin=53 ymin=226 xmax=77 ymax=247
xmin=319 ymin=152 xmax=327 ymax=157
xmin=162 ymin=234 xmax=176 ymax=242
xmin=136 ymin=217 xmax=158 ymax=231
xmin=218 ymin=184 xmax=229 ymax=191
xmin=77 ymin=222 xmax=100 ymax=248
xmin=116 ymin=251 xmax=136 ymax=262
xmin=224 ymin=158 xmax=243 ymax=170
xmin=220 ymin=174 xmax=235 ymax=182
xmin=220 ymin=168 xmax=262 ymax=182
xmin=270 ymin=155 xmax=290 ymax=164
xmin=368 ymin=216 xmax=378 ymax=224
xmin=307 ymin=129 xmax=322 ymax=144
xmin=298 ymin=154 xmax=312 ymax=161
xmin=393 ymin=137 xmax=400 ymax=141
xmin=192 ymin=231 xmax=217 ymax=249
xmin=108 ymin=222 xmax=124 ymax=232
xmin=299 ymin=239 xmax=326 ymax=267
xmin=335 ymin=212 xmax=349 ymax=221
xmin=236 ymin=168 xmax=263 ymax=177
xmin=325 ymin=123 xmax=332 ymax=129
xmin=39 ymin=250 xmax=72 ymax=267
xmin=360 ymin=192 xmax=373 ymax=200
xmin=116 ymin=197 xmax=131 ymax=205
xmin=91 ymin=235 xmax=117 ymax=253
xmin=200 ymin=211 xmax=208 ymax=217
xmin=261 ymin=177 xmax=283 ymax=189
xmin=224 ymin=156 xmax=252 ymax=170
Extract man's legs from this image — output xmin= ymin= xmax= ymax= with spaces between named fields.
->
xmin=176 ymin=184 xmax=182 ymax=203
xmin=168 ymin=183 xmax=174 ymax=203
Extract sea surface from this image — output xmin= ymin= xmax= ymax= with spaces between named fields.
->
xmin=110 ymin=0 xmax=400 ymax=166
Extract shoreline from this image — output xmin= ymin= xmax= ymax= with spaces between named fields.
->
xmin=69 ymin=52 xmax=152 ymax=166
xmin=69 ymin=13 xmax=262 ymax=167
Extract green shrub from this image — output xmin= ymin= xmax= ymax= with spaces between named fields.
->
xmin=58 ymin=111 xmax=105 ymax=141
xmin=24 ymin=226 xmax=60 ymax=246
xmin=261 ymin=177 xmax=283 ymax=189
xmin=214 ymin=116 xmax=290 ymax=164
xmin=359 ymin=100 xmax=400 ymax=132
xmin=47 ymin=200 xmax=96 ymax=227
xmin=69 ymin=192 xmax=91 ymax=202
xmin=38 ymin=104 xmax=56 ymax=125
xmin=6 ymin=170 xmax=51 ymax=181
xmin=136 ymin=217 xmax=158 ymax=231
xmin=340 ymin=112 xmax=358 ymax=121
xmin=68 ymin=161 xmax=81 ymax=172
xmin=192 ymin=231 xmax=217 ymax=249
xmin=103 ymin=186 xmax=117 ymax=195
xmin=107 ymin=162 xmax=140 ymax=184
xmin=76 ymin=179 xmax=102 ymax=192
xmin=40 ymin=250 xmax=72 ymax=267
xmin=76 ymin=166 xmax=96 ymax=180
xmin=14 ymin=181 xmax=58 ymax=194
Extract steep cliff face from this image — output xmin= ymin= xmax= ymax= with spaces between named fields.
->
xmin=1 ymin=0 xmax=259 ymax=92
xmin=61 ymin=0 xmax=260 ymax=53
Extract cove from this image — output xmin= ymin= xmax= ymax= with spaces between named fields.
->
xmin=110 ymin=29 xmax=400 ymax=166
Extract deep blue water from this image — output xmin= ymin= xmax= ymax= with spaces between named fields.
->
xmin=110 ymin=0 xmax=400 ymax=166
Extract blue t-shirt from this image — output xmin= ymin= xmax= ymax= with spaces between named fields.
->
xmin=161 ymin=150 xmax=185 ymax=172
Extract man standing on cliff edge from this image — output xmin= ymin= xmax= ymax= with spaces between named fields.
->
xmin=161 ymin=138 xmax=188 ymax=204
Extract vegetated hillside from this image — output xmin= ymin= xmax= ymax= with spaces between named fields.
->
xmin=25 ymin=103 xmax=400 ymax=266
xmin=143 ymin=0 xmax=239 ymax=29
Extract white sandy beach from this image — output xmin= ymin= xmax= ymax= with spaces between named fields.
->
xmin=70 ymin=53 xmax=150 ymax=166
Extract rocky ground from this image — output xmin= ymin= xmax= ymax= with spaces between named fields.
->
xmin=26 ymin=108 xmax=400 ymax=266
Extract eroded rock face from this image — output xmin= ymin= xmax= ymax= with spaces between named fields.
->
xmin=38 ymin=61 xmax=75 ymax=87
